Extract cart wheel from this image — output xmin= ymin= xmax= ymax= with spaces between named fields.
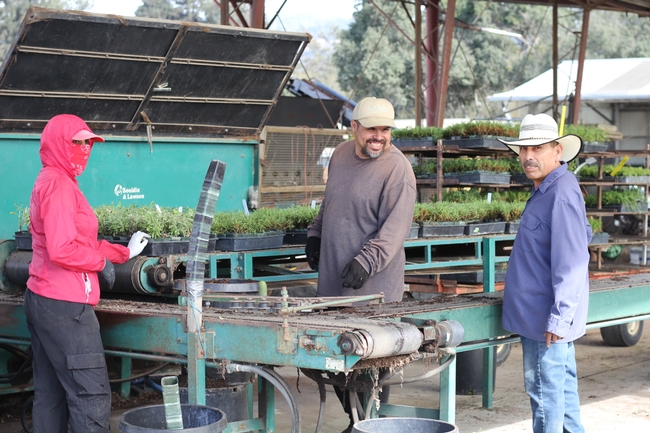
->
xmin=600 ymin=321 xmax=644 ymax=347
xmin=495 ymin=342 xmax=511 ymax=367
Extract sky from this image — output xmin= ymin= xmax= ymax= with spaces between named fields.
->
xmin=88 ymin=0 xmax=357 ymax=33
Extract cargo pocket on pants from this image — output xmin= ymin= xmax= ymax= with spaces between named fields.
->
xmin=67 ymin=353 xmax=110 ymax=431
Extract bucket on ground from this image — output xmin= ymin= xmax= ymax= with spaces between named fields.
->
xmin=352 ymin=417 xmax=459 ymax=433
xmin=119 ymin=404 xmax=227 ymax=433
xmin=455 ymin=347 xmax=497 ymax=395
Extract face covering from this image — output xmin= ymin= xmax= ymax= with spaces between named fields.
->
xmin=70 ymin=142 xmax=92 ymax=176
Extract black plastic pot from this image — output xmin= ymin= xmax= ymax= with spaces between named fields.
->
xmin=283 ymin=230 xmax=308 ymax=245
xmin=14 ymin=231 xmax=32 ymax=250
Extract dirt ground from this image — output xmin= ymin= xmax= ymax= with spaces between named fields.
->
xmin=1 ymin=323 xmax=649 ymax=432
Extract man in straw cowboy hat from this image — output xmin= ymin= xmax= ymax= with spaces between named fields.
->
xmin=498 ymin=113 xmax=592 ymax=433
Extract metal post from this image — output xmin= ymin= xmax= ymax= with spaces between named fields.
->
xmin=220 ymin=0 xmax=229 ymax=25
xmin=436 ymin=0 xmax=456 ymax=127
xmin=552 ymin=0 xmax=559 ymax=120
xmin=415 ymin=0 xmax=423 ymax=126
xmin=250 ymin=0 xmax=265 ymax=29
xmin=482 ymin=237 xmax=496 ymax=293
xmin=572 ymin=8 xmax=590 ymax=125
xmin=439 ymin=354 xmax=456 ymax=423
xmin=482 ymin=347 xmax=494 ymax=409
xmin=425 ymin=0 xmax=439 ymax=127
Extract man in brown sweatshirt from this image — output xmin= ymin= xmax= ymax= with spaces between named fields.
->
xmin=306 ymin=96 xmax=416 ymax=302
xmin=306 ymin=96 xmax=417 ymax=432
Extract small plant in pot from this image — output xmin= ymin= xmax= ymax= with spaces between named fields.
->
xmin=11 ymin=204 xmax=32 ymax=250
xmin=279 ymin=205 xmax=319 ymax=245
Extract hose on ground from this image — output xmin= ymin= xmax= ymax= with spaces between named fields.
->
xmin=227 ymin=363 xmax=301 ymax=433
xmin=313 ymin=370 xmax=327 ymax=433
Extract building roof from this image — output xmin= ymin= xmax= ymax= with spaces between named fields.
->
xmin=488 ymin=58 xmax=650 ymax=104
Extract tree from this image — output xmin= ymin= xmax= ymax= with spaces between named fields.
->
xmin=333 ymin=0 xmax=416 ymax=118
xmin=334 ymin=1 xmax=650 ymax=121
xmin=0 ymin=0 xmax=90 ymax=61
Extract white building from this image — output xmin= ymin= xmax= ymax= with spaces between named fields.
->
xmin=488 ymin=58 xmax=650 ymax=154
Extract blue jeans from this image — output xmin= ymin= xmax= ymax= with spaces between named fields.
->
xmin=521 ymin=337 xmax=585 ymax=433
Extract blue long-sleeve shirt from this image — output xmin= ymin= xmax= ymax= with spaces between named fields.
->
xmin=503 ymin=163 xmax=592 ymax=342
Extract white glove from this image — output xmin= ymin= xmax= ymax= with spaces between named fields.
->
xmin=128 ymin=231 xmax=151 ymax=259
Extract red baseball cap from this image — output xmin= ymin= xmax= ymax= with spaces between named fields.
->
xmin=72 ymin=129 xmax=105 ymax=143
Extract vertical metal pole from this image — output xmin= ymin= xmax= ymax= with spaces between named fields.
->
xmin=439 ymin=354 xmax=456 ymax=423
xmin=436 ymin=138 xmax=443 ymax=202
xmin=250 ymin=0 xmax=265 ymax=28
xmin=436 ymin=0 xmax=456 ymax=127
xmin=552 ymin=0 xmax=559 ymax=120
xmin=482 ymin=347 xmax=495 ymax=409
xmin=426 ymin=0 xmax=439 ymax=127
xmin=120 ymin=357 xmax=132 ymax=400
xmin=220 ymin=0 xmax=229 ymax=25
xmin=572 ymin=9 xmax=590 ymax=125
xmin=482 ymin=237 xmax=496 ymax=293
xmin=415 ymin=0 xmax=423 ymax=126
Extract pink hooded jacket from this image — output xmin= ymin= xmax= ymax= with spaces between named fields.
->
xmin=27 ymin=114 xmax=130 ymax=306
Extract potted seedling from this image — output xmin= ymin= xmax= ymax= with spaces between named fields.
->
xmin=442 ymin=120 xmax=517 ymax=151
xmin=211 ymin=208 xmax=286 ymax=251
xmin=414 ymin=202 xmax=467 ymax=237
xmin=392 ymin=126 xmax=444 ymax=149
xmin=11 ymin=205 xmax=32 ymax=250
xmin=588 ymin=217 xmax=609 ymax=245
xmin=579 ymin=164 xmax=650 ymax=184
xmin=281 ymin=205 xmax=319 ymax=245
xmin=564 ymin=124 xmax=611 ymax=153
xmin=585 ymin=188 xmax=647 ymax=213
xmin=442 ymin=157 xmax=512 ymax=185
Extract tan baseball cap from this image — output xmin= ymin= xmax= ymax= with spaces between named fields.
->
xmin=352 ymin=97 xmax=396 ymax=128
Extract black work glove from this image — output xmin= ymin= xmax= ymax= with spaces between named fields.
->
xmin=100 ymin=258 xmax=115 ymax=290
xmin=305 ymin=237 xmax=321 ymax=270
xmin=341 ymin=259 xmax=369 ymax=290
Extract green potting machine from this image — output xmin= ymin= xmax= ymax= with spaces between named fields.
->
xmin=2 ymin=8 xmax=650 ymax=433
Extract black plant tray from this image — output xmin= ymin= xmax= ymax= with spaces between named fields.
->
xmin=215 ymin=232 xmax=284 ymax=251
xmin=589 ymin=204 xmax=647 ymax=213
xmin=407 ymin=223 xmax=420 ymax=239
xmin=440 ymin=271 xmax=506 ymax=283
xmin=454 ymin=172 xmax=511 ymax=185
xmin=464 ymin=222 xmax=507 ymax=236
xmin=510 ymin=173 xmax=532 ymax=185
xmin=505 ymin=222 xmax=520 ymax=234
xmin=442 ymin=137 xmax=509 ymax=151
xmin=589 ymin=232 xmax=610 ymax=245
xmin=14 ymin=231 xmax=32 ymax=250
xmin=283 ymin=230 xmax=308 ymax=245
xmin=106 ymin=236 xmax=199 ymax=256
xmin=582 ymin=142 xmax=610 ymax=153
xmin=393 ymin=138 xmax=436 ymax=149
xmin=419 ymin=223 xmax=466 ymax=237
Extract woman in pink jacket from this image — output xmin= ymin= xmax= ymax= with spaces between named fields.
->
xmin=24 ymin=114 xmax=149 ymax=433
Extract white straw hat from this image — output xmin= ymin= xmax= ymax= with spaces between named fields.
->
xmin=497 ymin=113 xmax=583 ymax=162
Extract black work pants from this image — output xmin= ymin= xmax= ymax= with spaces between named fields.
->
xmin=24 ymin=290 xmax=111 ymax=433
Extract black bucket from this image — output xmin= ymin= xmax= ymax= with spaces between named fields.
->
xmin=456 ymin=347 xmax=497 ymax=395
xmin=352 ymin=417 xmax=459 ymax=433
xmin=179 ymin=385 xmax=248 ymax=422
xmin=119 ymin=404 xmax=227 ymax=433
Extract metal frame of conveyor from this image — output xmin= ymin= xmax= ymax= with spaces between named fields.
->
xmin=4 ymin=236 xmax=650 ymax=429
